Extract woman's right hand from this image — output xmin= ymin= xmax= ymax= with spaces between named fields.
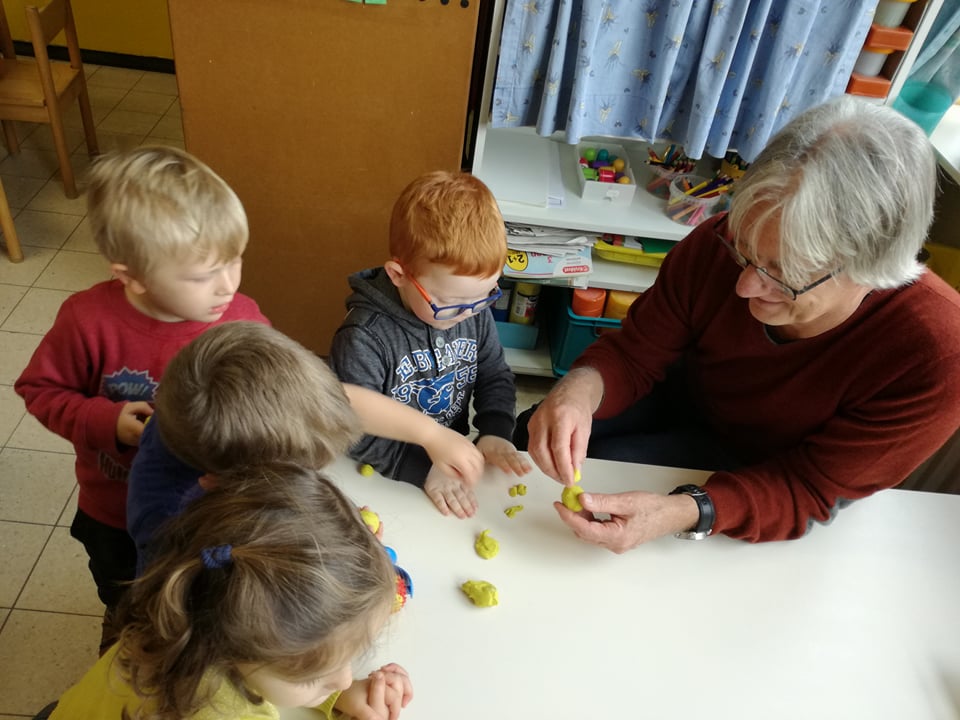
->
xmin=527 ymin=367 xmax=603 ymax=486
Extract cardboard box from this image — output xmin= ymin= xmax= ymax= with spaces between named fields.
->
xmin=576 ymin=141 xmax=637 ymax=205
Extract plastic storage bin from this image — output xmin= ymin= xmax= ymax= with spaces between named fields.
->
xmin=665 ymin=173 xmax=726 ymax=226
xmin=495 ymin=319 xmax=539 ymax=350
xmin=645 ymin=163 xmax=682 ymax=199
xmin=547 ymin=289 xmax=621 ymax=375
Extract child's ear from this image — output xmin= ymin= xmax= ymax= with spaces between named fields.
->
xmin=110 ymin=263 xmax=148 ymax=295
xmin=383 ymin=260 xmax=407 ymax=288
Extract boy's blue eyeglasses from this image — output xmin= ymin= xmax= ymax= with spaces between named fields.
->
xmin=409 ymin=275 xmax=502 ymax=321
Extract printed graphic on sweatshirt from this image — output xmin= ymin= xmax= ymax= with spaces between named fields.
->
xmin=100 ymin=367 xmax=159 ymax=403
xmin=98 ymin=452 xmax=130 ymax=483
xmin=391 ymin=339 xmax=478 ymax=421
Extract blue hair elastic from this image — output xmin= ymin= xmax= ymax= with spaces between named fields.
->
xmin=200 ymin=544 xmax=233 ymax=570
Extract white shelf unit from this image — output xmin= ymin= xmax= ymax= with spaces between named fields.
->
xmin=931 ymin=104 xmax=960 ymax=185
xmin=475 ymin=127 xmax=695 ymax=243
xmin=473 ymin=0 xmax=691 ymax=376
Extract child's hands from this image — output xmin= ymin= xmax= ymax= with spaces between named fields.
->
xmin=422 ymin=425 xmax=484 ymax=486
xmin=424 ymin=464 xmax=478 ymax=519
xmin=116 ymin=401 xmax=153 ymax=447
xmin=335 ymin=663 xmax=413 ymax=720
xmin=476 ymin=435 xmax=532 ymax=476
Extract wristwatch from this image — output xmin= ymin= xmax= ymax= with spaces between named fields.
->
xmin=668 ymin=484 xmax=715 ymax=540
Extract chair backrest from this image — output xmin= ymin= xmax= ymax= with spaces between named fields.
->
xmin=0 ymin=0 xmax=17 ymax=60
xmin=26 ymin=0 xmax=82 ymax=70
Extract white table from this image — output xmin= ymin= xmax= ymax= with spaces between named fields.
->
xmin=284 ymin=456 xmax=960 ymax=720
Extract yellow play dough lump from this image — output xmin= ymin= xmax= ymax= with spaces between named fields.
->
xmin=573 ymin=468 xmax=582 ymax=483
xmin=561 ymin=484 xmax=585 ymax=512
xmin=461 ymin=580 xmax=498 ymax=607
xmin=474 ymin=530 xmax=499 ymax=559
xmin=504 ymin=504 xmax=524 ymax=518
xmin=359 ymin=509 xmax=381 ymax=534
xmin=358 ymin=463 xmax=375 ymax=477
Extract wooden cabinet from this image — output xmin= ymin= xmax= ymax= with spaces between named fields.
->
xmin=168 ymin=0 xmax=480 ymax=354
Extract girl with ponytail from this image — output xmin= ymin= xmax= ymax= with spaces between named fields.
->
xmin=40 ymin=465 xmax=412 ymax=720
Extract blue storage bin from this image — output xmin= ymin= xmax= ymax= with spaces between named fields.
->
xmin=495 ymin=319 xmax=540 ymax=350
xmin=547 ymin=290 xmax=621 ymax=375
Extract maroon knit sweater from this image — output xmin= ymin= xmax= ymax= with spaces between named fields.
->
xmin=575 ymin=221 xmax=960 ymax=541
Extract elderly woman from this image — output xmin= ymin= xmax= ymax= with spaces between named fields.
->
xmin=522 ymin=96 xmax=960 ymax=550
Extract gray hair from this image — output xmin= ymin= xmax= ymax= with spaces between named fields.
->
xmin=729 ymin=95 xmax=936 ymax=290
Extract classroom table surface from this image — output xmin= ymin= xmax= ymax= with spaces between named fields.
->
xmin=282 ymin=455 xmax=960 ymax=720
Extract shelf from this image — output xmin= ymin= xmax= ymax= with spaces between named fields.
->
xmin=474 ymin=127 xmax=696 ymax=241
xmin=503 ymin=330 xmax=554 ymax=378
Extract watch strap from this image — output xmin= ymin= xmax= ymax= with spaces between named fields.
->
xmin=669 ymin=484 xmax=715 ymax=540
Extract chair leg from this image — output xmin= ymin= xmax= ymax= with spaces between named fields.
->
xmin=0 ymin=178 xmax=23 ymax=263
xmin=1 ymin=120 xmax=19 ymax=155
xmin=77 ymin=86 xmax=99 ymax=156
xmin=48 ymin=110 xmax=77 ymax=198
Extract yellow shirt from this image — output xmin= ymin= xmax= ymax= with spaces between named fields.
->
xmin=50 ymin=644 xmax=339 ymax=720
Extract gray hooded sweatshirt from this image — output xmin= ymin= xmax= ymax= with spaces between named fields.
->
xmin=329 ymin=267 xmax=517 ymax=487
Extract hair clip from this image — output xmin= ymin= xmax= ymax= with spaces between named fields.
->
xmin=200 ymin=544 xmax=233 ymax=570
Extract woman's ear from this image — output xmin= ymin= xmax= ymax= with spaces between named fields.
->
xmin=383 ymin=260 xmax=407 ymax=288
xmin=110 ymin=264 xmax=148 ymax=295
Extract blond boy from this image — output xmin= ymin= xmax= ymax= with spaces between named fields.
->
xmin=15 ymin=146 xmax=267 ymax=648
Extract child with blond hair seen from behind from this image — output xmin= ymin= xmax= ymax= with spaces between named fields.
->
xmin=128 ymin=321 xmax=484 ymax=569
xmin=330 ymin=171 xmax=530 ymax=519
xmin=38 ymin=466 xmax=412 ymax=720
xmin=15 ymin=147 xmax=268 ymax=653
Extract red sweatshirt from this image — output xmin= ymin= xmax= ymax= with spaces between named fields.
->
xmin=575 ymin=221 xmax=960 ymax=542
xmin=14 ymin=280 xmax=268 ymax=529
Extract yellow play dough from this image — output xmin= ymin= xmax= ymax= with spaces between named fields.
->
xmin=515 ymin=483 xmax=527 ymax=496
xmin=358 ymin=463 xmax=375 ymax=477
xmin=461 ymin=580 xmax=498 ymax=607
xmin=474 ymin=530 xmax=499 ymax=559
xmin=561 ymin=484 xmax=585 ymax=512
xmin=504 ymin=504 xmax=524 ymax=518
xmin=573 ymin=468 xmax=582 ymax=483
xmin=508 ymin=485 xmax=518 ymax=497
xmin=359 ymin=509 xmax=381 ymax=534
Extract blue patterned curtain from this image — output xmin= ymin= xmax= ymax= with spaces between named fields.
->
xmin=492 ymin=0 xmax=876 ymax=161
xmin=908 ymin=0 xmax=960 ymax=77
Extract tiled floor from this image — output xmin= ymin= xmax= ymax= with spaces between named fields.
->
xmin=0 ymin=65 xmax=552 ymax=714
xmin=0 ymin=64 xmax=177 ymax=716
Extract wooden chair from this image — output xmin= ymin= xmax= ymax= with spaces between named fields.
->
xmin=0 ymin=175 xmax=22 ymax=262
xmin=0 ymin=0 xmax=98 ymax=199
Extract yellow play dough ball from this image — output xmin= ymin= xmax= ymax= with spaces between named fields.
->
xmin=461 ymin=580 xmax=498 ymax=607
xmin=474 ymin=530 xmax=499 ymax=560
xmin=561 ymin=484 xmax=585 ymax=512
xmin=358 ymin=463 xmax=375 ymax=477
xmin=359 ymin=509 xmax=380 ymax=534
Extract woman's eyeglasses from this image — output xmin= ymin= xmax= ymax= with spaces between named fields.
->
xmin=408 ymin=275 xmax=502 ymax=320
xmin=713 ymin=217 xmax=836 ymax=301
